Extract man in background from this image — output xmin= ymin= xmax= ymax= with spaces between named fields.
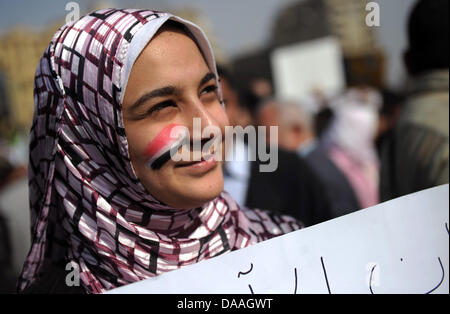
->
xmin=257 ymin=99 xmax=360 ymax=219
xmin=219 ymin=66 xmax=332 ymax=226
xmin=380 ymin=0 xmax=449 ymax=201
xmin=0 ymin=212 xmax=15 ymax=293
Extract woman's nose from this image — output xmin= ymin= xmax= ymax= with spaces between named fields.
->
xmin=184 ymin=98 xmax=217 ymax=139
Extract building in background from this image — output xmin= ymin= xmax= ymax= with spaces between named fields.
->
xmin=171 ymin=6 xmax=229 ymax=66
xmin=325 ymin=0 xmax=377 ymax=56
xmin=273 ymin=0 xmax=385 ymax=87
xmin=325 ymin=0 xmax=385 ymax=88
xmin=0 ymin=24 xmax=59 ymax=133
xmin=277 ymin=0 xmax=385 ymax=87
xmin=271 ymin=0 xmax=332 ymax=46
xmin=232 ymin=0 xmax=386 ymax=96
xmin=0 ymin=72 xmax=9 ymax=137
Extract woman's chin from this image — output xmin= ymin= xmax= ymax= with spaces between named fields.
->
xmin=139 ymin=162 xmax=224 ymax=209
xmin=170 ymin=174 xmax=224 ymax=209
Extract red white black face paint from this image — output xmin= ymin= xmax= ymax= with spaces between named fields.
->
xmin=144 ymin=124 xmax=190 ymax=170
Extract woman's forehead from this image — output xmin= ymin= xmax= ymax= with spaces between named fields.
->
xmin=145 ymin=34 xmax=207 ymax=72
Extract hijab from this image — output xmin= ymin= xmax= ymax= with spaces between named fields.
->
xmin=18 ymin=9 xmax=301 ymax=294
xmin=323 ymin=88 xmax=381 ymax=208
xmin=324 ymin=87 xmax=381 ymax=164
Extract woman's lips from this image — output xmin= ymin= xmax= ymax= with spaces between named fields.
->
xmin=175 ymin=154 xmax=218 ymax=174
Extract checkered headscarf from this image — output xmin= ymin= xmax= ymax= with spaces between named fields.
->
xmin=18 ymin=9 xmax=301 ymax=293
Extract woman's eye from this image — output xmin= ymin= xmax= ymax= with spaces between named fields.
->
xmin=201 ymin=84 xmax=218 ymax=96
xmin=147 ymin=100 xmax=176 ymax=115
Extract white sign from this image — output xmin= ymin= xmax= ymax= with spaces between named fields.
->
xmin=108 ymin=185 xmax=449 ymax=294
xmin=271 ymin=37 xmax=345 ymax=110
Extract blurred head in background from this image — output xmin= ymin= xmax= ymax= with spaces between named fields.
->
xmin=324 ymin=88 xmax=382 ymax=164
xmin=250 ymin=78 xmax=273 ymax=101
xmin=376 ymin=89 xmax=404 ymax=142
xmin=217 ymin=65 xmax=253 ymax=128
xmin=256 ymin=99 xmax=314 ymax=152
xmin=404 ymin=0 xmax=449 ymax=77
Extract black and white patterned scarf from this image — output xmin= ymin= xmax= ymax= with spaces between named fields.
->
xmin=18 ymin=9 xmax=301 ymax=294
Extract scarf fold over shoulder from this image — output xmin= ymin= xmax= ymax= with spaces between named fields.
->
xmin=18 ymin=9 xmax=301 ymax=294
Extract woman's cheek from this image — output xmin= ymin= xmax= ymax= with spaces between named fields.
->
xmin=143 ymin=123 xmax=189 ymax=170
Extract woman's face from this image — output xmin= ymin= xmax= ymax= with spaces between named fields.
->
xmin=122 ymin=26 xmax=229 ymax=209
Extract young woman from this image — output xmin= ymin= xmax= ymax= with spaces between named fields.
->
xmin=18 ymin=9 xmax=301 ymax=294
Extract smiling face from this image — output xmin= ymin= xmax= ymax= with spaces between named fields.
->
xmin=122 ymin=24 xmax=229 ymax=209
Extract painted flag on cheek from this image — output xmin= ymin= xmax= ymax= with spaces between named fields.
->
xmin=145 ymin=124 xmax=190 ymax=170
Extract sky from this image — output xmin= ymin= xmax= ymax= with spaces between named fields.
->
xmin=0 ymin=0 xmax=299 ymax=55
xmin=0 ymin=0 xmax=418 ymax=88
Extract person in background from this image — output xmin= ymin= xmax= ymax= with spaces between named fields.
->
xmin=219 ymin=65 xmax=332 ymax=226
xmin=314 ymin=104 xmax=334 ymax=140
xmin=0 ymin=212 xmax=15 ymax=293
xmin=217 ymin=65 xmax=253 ymax=207
xmin=322 ymin=88 xmax=381 ymax=209
xmin=375 ymin=89 xmax=404 ymax=157
xmin=217 ymin=65 xmax=253 ymax=130
xmin=308 ymin=89 xmax=334 ymax=140
xmin=257 ymin=99 xmax=360 ymax=219
xmin=253 ymin=100 xmax=333 ymax=226
xmin=250 ymin=78 xmax=273 ymax=103
xmin=380 ymin=0 xmax=449 ymax=201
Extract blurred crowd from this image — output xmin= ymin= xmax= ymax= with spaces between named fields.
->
xmin=220 ymin=0 xmax=448 ymax=229
xmin=0 ymin=0 xmax=448 ymax=293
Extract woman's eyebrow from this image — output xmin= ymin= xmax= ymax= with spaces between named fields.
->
xmin=128 ymin=72 xmax=217 ymax=112
xmin=199 ymin=72 xmax=217 ymax=87
xmin=129 ymin=86 xmax=177 ymax=112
